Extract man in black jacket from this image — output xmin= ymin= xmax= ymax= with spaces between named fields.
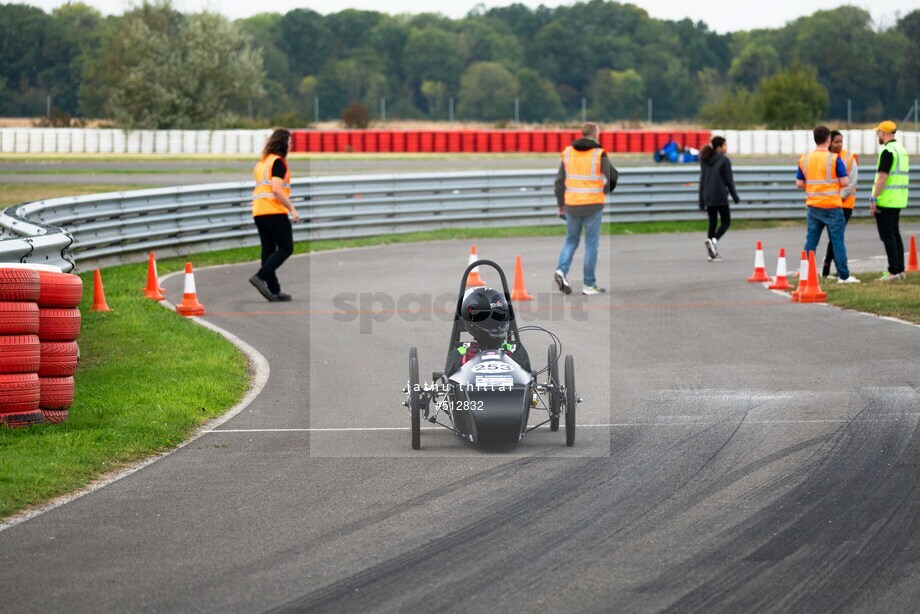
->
xmin=698 ymin=136 xmax=740 ymax=261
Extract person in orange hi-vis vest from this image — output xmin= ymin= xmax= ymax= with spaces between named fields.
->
xmin=553 ymin=122 xmax=618 ymax=296
xmin=249 ymin=128 xmax=301 ymax=302
xmin=796 ymin=125 xmax=859 ymax=284
xmin=822 ymin=129 xmax=858 ymax=277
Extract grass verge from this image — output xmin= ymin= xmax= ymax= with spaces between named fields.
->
xmin=0 ymin=262 xmax=249 ymax=519
xmin=824 ymin=270 xmax=920 ymax=324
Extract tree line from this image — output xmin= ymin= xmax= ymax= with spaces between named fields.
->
xmin=0 ymin=0 xmax=917 ymax=129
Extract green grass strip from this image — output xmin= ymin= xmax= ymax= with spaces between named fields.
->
xmin=824 ymin=270 xmax=920 ymax=324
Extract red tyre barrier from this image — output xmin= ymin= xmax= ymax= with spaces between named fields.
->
xmin=489 ymin=131 xmax=503 ymax=153
xmin=321 ymin=131 xmax=336 ymax=153
xmin=335 ymin=131 xmax=349 ymax=153
xmin=39 ymin=341 xmax=78 ymax=377
xmin=531 ymin=131 xmax=546 ymax=153
xmin=378 ymin=131 xmax=392 ymax=153
xmin=307 ymin=131 xmax=322 ymax=153
xmin=434 ymin=131 xmax=448 ymax=153
xmin=391 ymin=131 xmax=406 ymax=153
xmin=348 ymin=131 xmax=364 ymax=153
xmin=0 ymin=372 xmax=40 ymax=414
xmin=41 ymin=409 xmax=68 ymax=424
xmin=642 ymin=131 xmax=658 ymax=153
xmin=518 ymin=131 xmax=532 ymax=152
xmin=406 ymin=131 xmax=420 ymax=153
xmin=600 ymin=132 xmax=615 ymax=152
xmin=461 ymin=131 xmax=476 ymax=152
xmin=291 ymin=131 xmax=307 ymax=153
xmin=0 ymin=302 xmax=40 ymax=335
xmin=39 ymin=376 xmax=74 ymax=411
xmin=363 ymin=130 xmax=378 ymax=152
xmin=503 ymin=132 xmax=517 ymax=152
xmin=38 ymin=308 xmax=81 ymax=342
xmin=448 ymin=131 xmax=462 ymax=153
xmin=614 ymin=132 xmax=628 ymax=153
xmin=0 ymin=335 xmax=40 ymax=374
xmin=545 ymin=131 xmax=560 ymax=153
xmin=628 ymin=131 xmax=642 ymax=152
xmin=420 ymin=131 xmax=434 ymax=152
xmin=37 ymin=271 xmax=83 ymax=308
xmin=475 ymin=131 xmax=489 ymax=152
xmin=0 ymin=268 xmax=40 ymax=302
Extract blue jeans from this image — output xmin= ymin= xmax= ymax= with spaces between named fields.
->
xmin=556 ymin=209 xmax=603 ymax=287
xmin=804 ymin=207 xmax=849 ymax=279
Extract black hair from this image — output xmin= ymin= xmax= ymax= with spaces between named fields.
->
xmin=262 ymin=128 xmax=291 ymax=158
xmin=830 ymin=130 xmax=842 ymax=140
xmin=700 ymin=135 xmax=726 ymax=162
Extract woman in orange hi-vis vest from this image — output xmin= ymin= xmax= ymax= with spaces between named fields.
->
xmin=249 ymin=128 xmax=300 ymax=302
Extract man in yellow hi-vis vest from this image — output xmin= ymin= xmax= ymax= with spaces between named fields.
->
xmin=554 ymin=122 xmax=618 ymax=295
xmin=869 ymin=120 xmax=910 ymax=282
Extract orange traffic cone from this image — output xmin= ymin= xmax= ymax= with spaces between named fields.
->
xmin=768 ymin=248 xmax=792 ymax=290
xmin=176 ymin=262 xmax=205 ymax=316
xmin=791 ymin=250 xmax=809 ymax=302
xmin=510 ymin=255 xmax=534 ymax=301
xmin=466 ymin=245 xmax=486 ymax=287
xmin=907 ymin=235 xmax=919 ymax=272
xmin=91 ymin=268 xmax=111 ymax=312
xmin=747 ymin=241 xmax=770 ymax=282
xmin=799 ymin=251 xmax=826 ymax=303
xmin=144 ymin=252 xmax=165 ymax=300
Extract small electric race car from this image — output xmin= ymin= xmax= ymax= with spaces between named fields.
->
xmin=402 ymin=259 xmax=579 ymax=449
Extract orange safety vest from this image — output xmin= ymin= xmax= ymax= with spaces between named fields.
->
xmin=563 ymin=146 xmax=607 ymax=206
xmin=798 ymin=150 xmax=843 ymax=209
xmin=838 ymin=149 xmax=857 ymax=209
xmin=252 ymin=154 xmax=291 ymax=217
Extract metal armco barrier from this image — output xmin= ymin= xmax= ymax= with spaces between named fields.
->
xmin=1 ymin=166 xmax=917 ymax=272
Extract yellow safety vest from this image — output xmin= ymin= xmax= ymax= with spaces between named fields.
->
xmin=563 ymin=146 xmax=606 ymax=206
xmin=252 ymin=154 xmax=291 ymax=217
xmin=799 ymin=150 xmax=843 ymax=209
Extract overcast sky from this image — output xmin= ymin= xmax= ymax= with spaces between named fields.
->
xmin=19 ymin=0 xmax=919 ymax=32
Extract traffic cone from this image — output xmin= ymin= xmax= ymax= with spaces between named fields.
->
xmin=799 ymin=251 xmax=826 ymax=303
xmin=510 ymin=255 xmax=534 ymax=301
xmin=747 ymin=241 xmax=770 ymax=282
xmin=176 ymin=262 xmax=205 ymax=316
xmin=791 ymin=250 xmax=809 ymax=302
xmin=768 ymin=248 xmax=792 ymax=290
xmin=91 ymin=268 xmax=111 ymax=312
xmin=144 ymin=252 xmax=165 ymax=300
xmin=466 ymin=245 xmax=486 ymax=287
xmin=907 ymin=235 xmax=919 ymax=272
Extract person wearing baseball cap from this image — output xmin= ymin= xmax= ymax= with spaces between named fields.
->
xmin=870 ymin=120 xmax=910 ymax=282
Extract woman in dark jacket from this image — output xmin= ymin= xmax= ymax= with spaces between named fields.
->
xmin=698 ymin=136 xmax=740 ymax=261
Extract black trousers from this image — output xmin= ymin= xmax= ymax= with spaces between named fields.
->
xmin=254 ymin=213 xmax=294 ymax=294
xmin=707 ymin=206 xmax=730 ymax=240
xmin=875 ymin=207 xmax=904 ymax=274
xmin=823 ymin=207 xmax=852 ymax=274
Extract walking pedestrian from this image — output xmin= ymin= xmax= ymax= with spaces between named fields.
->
xmin=553 ymin=122 xmax=617 ymax=295
xmin=249 ymin=128 xmax=300 ymax=301
xmin=823 ymin=130 xmax=858 ymax=277
xmin=869 ymin=120 xmax=910 ymax=282
xmin=796 ymin=125 xmax=859 ymax=283
xmin=698 ymin=136 xmax=740 ymax=261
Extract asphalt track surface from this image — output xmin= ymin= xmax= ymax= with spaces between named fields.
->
xmin=2 ymin=224 xmax=920 ymax=612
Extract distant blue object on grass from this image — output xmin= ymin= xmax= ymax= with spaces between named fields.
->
xmin=654 ymin=140 xmax=699 ymax=163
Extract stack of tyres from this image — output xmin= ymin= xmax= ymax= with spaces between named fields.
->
xmin=36 ymin=271 xmax=82 ymax=424
xmin=0 ymin=268 xmax=42 ymax=427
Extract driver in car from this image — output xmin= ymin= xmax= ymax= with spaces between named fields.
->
xmin=453 ymin=287 xmax=517 ymax=368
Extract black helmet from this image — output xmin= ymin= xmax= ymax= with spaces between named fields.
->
xmin=461 ymin=287 xmax=510 ymax=349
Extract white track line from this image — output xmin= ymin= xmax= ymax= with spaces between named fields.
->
xmin=0 ymin=271 xmax=271 ymax=533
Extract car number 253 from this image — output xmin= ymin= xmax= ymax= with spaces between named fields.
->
xmin=472 ymin=362 xmax=513 ymax=372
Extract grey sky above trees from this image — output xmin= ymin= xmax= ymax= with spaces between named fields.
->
xmin=19 ymin=0 xmax=918 ymax=33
